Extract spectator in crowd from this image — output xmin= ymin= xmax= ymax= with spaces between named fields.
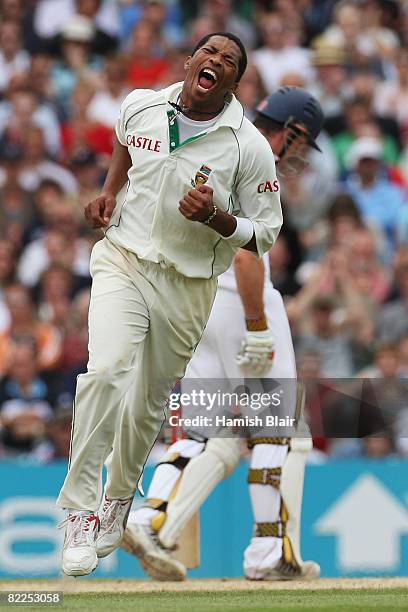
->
xmin=377 ymin=246 xmax=408 ymax=343
xmin=72 ymin=0 xmax=118 ymax=55
xmin=68 ymin=147 xmax=102 ymax=209
xmin=374 ymin=47 xmax=408 ymax=126
xmin=200 ymin=0 xmax=256 ymax=49
xmin=18 ymin=126 xmax=77 ymax=194
xmin=0 ymin=240 xmax=17 ymax=335
xmin=61 ymin=80 xmax=113 ymax=160
xmin=185 ymin=15 xmax=218 ymax=49
xmin=40 ymin=404 xmax=72 ymax=462
xmin=311 ymin=43 xmax=348 ymax=118
xmin=347 ymin=227 xmax=392 ymax=306
xmin=139 ymin=0 xmax=184 ymax=50
xmin=330 ymin=97 xmax=399 ymax=169
xmin=0 ymin=337 xmax=56 ymax=457
xmin=0 ymin=141 xmax=23 ymax=192
xmin=288 ymin=246 xmax=374 ymax=376
xmin=357 ymin=342 xmax=408 ymax=451
xmin=158 ymin=47 xmax=190 ymax=88
xmin=293 ymin=296 xmax=356 ymax=377
xmin=125 ymin=21 xmax=169 ymax=89
xmin=87 ymin=55 xmax=129 ymax=129
xmin=268 ymin=232 xmax=302 ymax=298
xmin=398 ymin=333 xmax=408 ymax=376
xmin=0 ymin=184 xmax=34 ymax=248
xmin=26 ymin=179 xmax=66 ymax=241
xmin=119 ymin=0 xmax=183 ymax=47
xmin=0 ymin=83 xmax=61 ymax=158
xmin=28 ymin=52 xmax=60 ymax=115
xmin=0 ymin=0 xmax=25 ymax=23
xmin=36 ymin=263 xmax=75 ymax=333
xmin=252 ymin=11 xmax=313 ymax=94
xmin=326 ymin=192 xmax=363 ymax=248
xmin=18 ymin=209 xmax=91 ymax=288
xmin=0 ymin=20 xmax=30 ymax=93
xmin=343 ymin=136 xmax=406 ymax=261
xmin=235 ymin=63 xmax=266 ymax=120
xmin=318 ymin=0 xmax=398 ymax=76
xmin=50 ymin=15 xmax=102 ymax=110
xmin=0 ymin=284 xmax=62 ymax=375
xmin=33 ymin=0 xmax=120 ymax=43
xmin=297 ymin=349 xmax=329 ymax=454
xmin=60 ymin=287 xmax=89 ymax=377
xmin=330 ymin=430 xmax=396 ymax=458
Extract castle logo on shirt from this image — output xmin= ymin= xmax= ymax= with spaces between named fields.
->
xmin=126 ymin=134 xmax=161 ymax=152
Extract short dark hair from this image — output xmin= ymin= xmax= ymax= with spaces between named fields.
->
xmin=191 ymin=32 xmax=247 ymax=82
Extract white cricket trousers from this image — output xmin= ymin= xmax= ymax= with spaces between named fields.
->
xmin=57 ymin=237 xmax=217 ymax=511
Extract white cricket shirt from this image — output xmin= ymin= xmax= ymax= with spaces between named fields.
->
xmin=108 ymin=81 xmax=282 ymax=279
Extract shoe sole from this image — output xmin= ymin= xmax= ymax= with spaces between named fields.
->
xmin=62 ymin=559 xmax=98 ymax=577
xmin=246 ymin=562 xmax=320 ymax=582
xmin=121 ymin=529 xmax=186 ymax=581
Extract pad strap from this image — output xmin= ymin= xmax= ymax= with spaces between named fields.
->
xmin=248 ymin=467 xmax=281 ymax=489
xmin=247 ymin=437 xmax=290 ymax=449
xmin=158 ymin=453 xmax=190 ymax=470
xmin=255 ymin=521 xmax=285 ymax=537
xmin=146 ymin=498 xmax=167 ymax=512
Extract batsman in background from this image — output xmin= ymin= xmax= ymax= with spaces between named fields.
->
xmin=122 ymin=87 xmax=324 ymax=582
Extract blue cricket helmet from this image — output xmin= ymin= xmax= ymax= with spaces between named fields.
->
xmin=255 ymin=86 xmax=324 ymax=151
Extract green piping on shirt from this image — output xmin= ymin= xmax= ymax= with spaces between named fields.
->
xmin=167 ymin=110 xmax=208 ymax=152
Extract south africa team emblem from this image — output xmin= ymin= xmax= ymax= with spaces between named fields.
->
xmin=191 ymin=164 xmax=212 ymax=188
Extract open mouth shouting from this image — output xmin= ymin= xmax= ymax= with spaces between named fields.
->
xmin=197 ymin=67 xmax=218 ymax=91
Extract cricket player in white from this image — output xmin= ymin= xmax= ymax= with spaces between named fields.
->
xmin=121 ymin=88 xmax=324 ymax=581
xmin=57 ymin=32 xmax=283 ymax=576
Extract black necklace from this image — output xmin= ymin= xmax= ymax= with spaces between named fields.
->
xmin=169 ymin=98 xmax=226 ymax=118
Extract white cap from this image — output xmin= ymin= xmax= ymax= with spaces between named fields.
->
xmin=62 ymin=15 xmax=95 ymax=43
xmin=346 ymin=137 xmax=383 ymax=169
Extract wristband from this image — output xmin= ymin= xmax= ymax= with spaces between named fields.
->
xmin=246 ymin=316 xmax=268 ymax=331
xmin=202 ymin=205 xmax=218 ymax=225
xmin=223 ymin=217 xmax=254 ymax=247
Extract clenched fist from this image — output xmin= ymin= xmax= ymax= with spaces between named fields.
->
xmin=179 ymin=184 xmax=214 ymax=222
xmin=84 ymin=193 xmax=116 ymax=229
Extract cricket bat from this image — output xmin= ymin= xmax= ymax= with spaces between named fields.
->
xmin=173 ymin=511 xmax=200 ymax=568
xmin=171 ymin=399 xmax=200 ymax=569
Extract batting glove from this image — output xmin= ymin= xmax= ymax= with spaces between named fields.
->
xmin=235 ymin=329 xmax=275 ymax=377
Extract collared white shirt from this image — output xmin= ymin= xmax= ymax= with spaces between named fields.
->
xmin=108 ymin=82 xmax=282 ymax=279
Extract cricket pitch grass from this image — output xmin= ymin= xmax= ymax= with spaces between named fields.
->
xmin=1 ymin=578 xmax=408 ymax=611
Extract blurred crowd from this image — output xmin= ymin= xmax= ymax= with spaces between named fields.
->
xmin=0 ymin=0 xmax=407 ymax=462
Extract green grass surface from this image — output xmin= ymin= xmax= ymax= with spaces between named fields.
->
xmin=9 ymin=588 xmax=405 ymax=612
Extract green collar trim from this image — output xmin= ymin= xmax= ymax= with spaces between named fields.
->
xmin=167 ymin=110 xmax=208 ymax=152
xmin=167 ymin=110 xmax=179 ymax=152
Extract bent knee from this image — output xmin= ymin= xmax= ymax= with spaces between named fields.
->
xmin=206 ymin=438 xmax=241 ymax=475
xmin=84 ymin=361 xmax=133 ymax=387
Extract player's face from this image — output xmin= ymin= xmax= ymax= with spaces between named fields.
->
xmin=275 ymin=119 xmax=311 ymax=176
xmin=183 ymin=36 xmax=241 ymax=110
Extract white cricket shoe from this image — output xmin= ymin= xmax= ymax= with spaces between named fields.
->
xmin=121 ymin=522 xmax=186 ymax=581
xmin=60 ymin=512 xmax=100 ymax=576
xmin=247 ymin=559 xmax=321 ymax=581
xmin=96 ymin=495 xmax=133 ymax=558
